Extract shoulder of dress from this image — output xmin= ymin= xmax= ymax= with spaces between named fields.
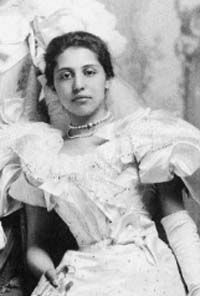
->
xmin=0 ymin=121 xmax=63 ymax=142
xmin=0 ymin=121 xmax=64 ymax=181
xmin=95 ymin=107 xmax=150 ymax=140
xmin=115 ymin=107 xmax=200 ymax=146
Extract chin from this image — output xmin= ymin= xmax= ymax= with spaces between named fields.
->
xmin=69 ymin=110 xmax=94 ymax=120
xmin=70 ymin=106 xmax=98 ymax=118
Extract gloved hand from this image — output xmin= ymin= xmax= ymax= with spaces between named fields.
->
xmin=44 ymin=268 xmax=59 ymax=287
xmin=31 ymin=266 xmax=73 ymax=296
xmin=161 ymin=210 xmax=200 ymax=296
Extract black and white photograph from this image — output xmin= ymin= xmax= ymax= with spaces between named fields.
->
xmin=1 ymin=0 xmax=200 ymax=295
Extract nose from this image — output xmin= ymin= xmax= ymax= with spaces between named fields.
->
xmin=73 ymin=73 xmax=85 ymax=94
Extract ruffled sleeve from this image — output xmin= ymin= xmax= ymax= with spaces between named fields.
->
xmin=126 ymin=108 xmax=200 ymax=204
xmin=0 ymin=121 xmax=63 ymax=216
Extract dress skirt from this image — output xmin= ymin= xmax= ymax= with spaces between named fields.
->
xmin=31 ymin=234 xmax=186 ymax=296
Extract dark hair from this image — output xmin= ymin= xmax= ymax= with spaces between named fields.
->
xmin=44 ymin=31 xmax=115 ymax=89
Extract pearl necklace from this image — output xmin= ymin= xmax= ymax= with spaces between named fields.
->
xmin=67 ymin=111 xmax=112 ymax=139
xmin=69 ymin=111 xmax=112 ymax=130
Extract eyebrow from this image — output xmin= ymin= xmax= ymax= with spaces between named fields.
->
xmin=56 ymin=64 xmax=100 ymax=73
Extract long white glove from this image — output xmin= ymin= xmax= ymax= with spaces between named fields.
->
xmin=161 ymin=210 xmax=200 ymax=296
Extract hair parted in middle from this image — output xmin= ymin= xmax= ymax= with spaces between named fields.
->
xmin=44 ymin=31 xmax=115 ymax=89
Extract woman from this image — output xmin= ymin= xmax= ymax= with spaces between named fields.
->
xmin=5 ymin=30 xmax=200 ymax=296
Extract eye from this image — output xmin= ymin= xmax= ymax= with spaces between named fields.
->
xmin=84 ymin=68 xmax=97 ymax=77
xmin=59 ymin=71 xmax=73 ymax=80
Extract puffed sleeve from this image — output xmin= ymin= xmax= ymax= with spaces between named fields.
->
xmin=0 ymin=121 xmax=63 ymax=216
xmin=127 ymin=108 xmax=200 ymax=205
xmin=9 ymin=173 xmax=45 ymax=207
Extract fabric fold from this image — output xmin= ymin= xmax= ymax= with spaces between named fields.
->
xmin=1 ymin=107 xmax=200 ymax=213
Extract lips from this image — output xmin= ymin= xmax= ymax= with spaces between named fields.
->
xmin=72 ymin=95 xmax=92 ymax=102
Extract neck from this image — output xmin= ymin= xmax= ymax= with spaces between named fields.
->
xmin=69 ymin=107 xmax=108 ymax=127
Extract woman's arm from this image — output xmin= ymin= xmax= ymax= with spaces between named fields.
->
xmin=25 ymin=205 xmax=58 ymax=286
xmin=158 ymin=177 xmax=200 ymax=295
xmin=157 ymin=176 xmax=185 ymax=217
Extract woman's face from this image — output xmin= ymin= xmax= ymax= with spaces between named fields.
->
xmin=53 ymin=47 xmax=109 ymax=118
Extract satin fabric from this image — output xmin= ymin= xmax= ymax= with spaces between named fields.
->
xmin=2 ymin=108 xmax=200 ymax=295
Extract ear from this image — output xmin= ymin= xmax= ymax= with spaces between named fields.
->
xmin=105 ymin=79 xmax=111 ymax=90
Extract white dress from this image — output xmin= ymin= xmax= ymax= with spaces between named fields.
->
xmin=2 ymin=107 xmax=200 ymax=295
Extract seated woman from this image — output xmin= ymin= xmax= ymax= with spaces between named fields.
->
xmin=2 ymin=29 xmax=200 ymax=296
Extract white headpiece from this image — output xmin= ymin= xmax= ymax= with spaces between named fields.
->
xmin=29 ymin=0 xmax=127 ymax=72
xmin=0 ymin=6 xmax=30 ymax=73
